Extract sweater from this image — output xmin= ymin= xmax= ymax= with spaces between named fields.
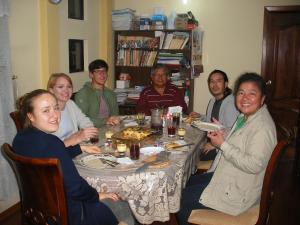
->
xmin=75 ymin=82 xmax=119 ymax=128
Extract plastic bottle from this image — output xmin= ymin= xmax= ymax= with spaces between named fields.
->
xmin=184 ymin=89 xmax=190 ymax=107
xmin=167 ymin=11 xmax=177 ymax=29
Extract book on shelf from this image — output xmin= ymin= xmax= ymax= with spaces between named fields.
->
xmin=155 ymin=31 xmax=166 ymax=49
xmin=162 ymin=31 xmax=189 ymax=49
xmin=162 ymin=33 xmax=174 ymax=49
xmin=117 ymin=35 xmax=159 ymax=49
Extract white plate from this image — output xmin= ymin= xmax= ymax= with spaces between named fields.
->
xmin=79 ymin=154 xmax=117 ymax=169
xmin=192 ymin=121 xmax=224 ymax=132
xmin=140 ymin=146 xmax=164 ymax=155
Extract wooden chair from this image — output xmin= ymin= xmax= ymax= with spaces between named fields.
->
xmin=1 ymin=143 xmax=68 ymax=225
xmin=196 ymin=160 xmax=213 ymax=174
xmin=188 ymin=140 xmax=288 ymax=225
xmin=9 ymin=111 xmax=23 ymax=131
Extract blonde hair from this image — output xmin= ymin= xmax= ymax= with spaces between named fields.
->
xmin=47 ymin=73 xmax=73 ymax=90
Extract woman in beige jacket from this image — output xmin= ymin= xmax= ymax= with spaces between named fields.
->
xmin=177 ymin=73 xmax=277 ymax=225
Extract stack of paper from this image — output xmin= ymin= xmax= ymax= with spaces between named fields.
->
xmin=112 ymin=8 xmax=135 ymax=30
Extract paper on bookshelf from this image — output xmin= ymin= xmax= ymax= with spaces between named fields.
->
xmin=163 ymin=33 xmax=173 ymax=49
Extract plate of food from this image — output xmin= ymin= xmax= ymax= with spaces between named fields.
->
xmin=113 ymin=127 xmax=153 ymax=141
xmin=191 ymin=121 xmax=224 ymax=132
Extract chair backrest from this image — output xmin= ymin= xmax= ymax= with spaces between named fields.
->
xmin=256 ymin=140 xmax=288 ymax=225
xmin=9 ymin=111 xmax=23 ymax=131
xmin=1 ymin=143 xmax=68 ymax=225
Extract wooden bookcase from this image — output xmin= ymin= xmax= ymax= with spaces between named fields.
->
xmin=114 ymin=29 xmax=203 ymax=115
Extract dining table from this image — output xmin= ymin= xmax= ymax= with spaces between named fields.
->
xmin=75 ymin=117 xmax=206 ymax=224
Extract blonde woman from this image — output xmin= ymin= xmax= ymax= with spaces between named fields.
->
xmin=47 ymin=73 xmax=100 ymax=153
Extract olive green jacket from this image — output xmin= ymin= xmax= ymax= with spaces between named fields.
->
xmin=75 ymin=82 xmax=119 ymax=128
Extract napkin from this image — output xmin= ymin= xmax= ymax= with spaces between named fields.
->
xmin=140 ymin=146 xmax=164 ymax=155
xmin=168 ymin=106 xmax=182 ymax=114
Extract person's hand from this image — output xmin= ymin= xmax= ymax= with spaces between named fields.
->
xmin=202 ymin=142 xmax=215 ymax=154
xmin=80 ymin=145 xmax=101 ymax=154
xmin=78 ymin=127 xmax=99 ymax=142
xmin=207 ymin=130 xmax=225 ymax=148
xmin=189 ymin=111 xmax=200 ymax=119
xmin=106 ymin=116 xmax=120 ymax=126
xmin=99 ymin=192 xmax=119 ymax=201
xmin=63 ymin=127 xmax=99 ymax=147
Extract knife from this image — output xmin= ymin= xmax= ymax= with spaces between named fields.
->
xmin=171 ymin=142 xmax=195 ymax=149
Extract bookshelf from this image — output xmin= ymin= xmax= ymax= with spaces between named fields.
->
xmin=114 ymin=29 xmax=203 ymax=115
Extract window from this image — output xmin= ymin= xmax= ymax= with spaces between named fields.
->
xmin=68 ymin=0 xmax=84 ymax=20
xmin=69 ymin=39 xmax=84 ymax=73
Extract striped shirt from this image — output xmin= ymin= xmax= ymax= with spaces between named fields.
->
xmin=136 ymin=83 xmax=187 ymax=115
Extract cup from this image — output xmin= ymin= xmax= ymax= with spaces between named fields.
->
xmin=105 ymin=130 xmax=114 ymax=140
xmin=177 ymin=127 xmax=186 ymax=140
xmin=117 ymin=142 xmax=127 ymax=157
xmin=136 ymin=113 xmax=146 ymax=126
xmin=172 ymin=112 xmax=181 ymax=127
xmin=130 ymin=142 xmax=140 ymax=160
xmin=90 ymin=135 xmax=99 ymax=144
xmin=167 ymin=117 xmax=176 ymax=137
xmin=151 ymin=108 xmax=163 ymax=132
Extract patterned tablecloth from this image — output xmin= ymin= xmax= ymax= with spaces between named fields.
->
xmin=75 ymin=123 xmax=206 ymax=224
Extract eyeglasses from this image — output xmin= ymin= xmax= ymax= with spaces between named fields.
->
xmin=93 ymin=68 xmax=107 ymax=75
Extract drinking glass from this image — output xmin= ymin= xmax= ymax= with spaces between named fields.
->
xmin=117 ymin=142 xmax=127 ymax=157
xmin=177 ymin=127 xmax=186 ymax=140
xmin=172 ymin=112 xmax=181 ymax=127
xmin=130 ymin=141 xmax=140 ymax=160
xmin=136 ymin=113 xmax=146 ymax=126
xmin=90 ymin=135 xmax=99 ymax=144
xmin=167 ymin=117 xmax=176 ymax=137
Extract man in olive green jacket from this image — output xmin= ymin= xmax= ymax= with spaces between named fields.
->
xmin=75 ymin=59 xmax=119 ymax=128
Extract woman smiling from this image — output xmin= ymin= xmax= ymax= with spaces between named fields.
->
xmin=177 ymin=73 xmax=277 ymax=225
xmin=47 ymin=73 xmax=100 ymax=153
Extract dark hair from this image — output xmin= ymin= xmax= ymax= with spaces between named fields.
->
xmin=208 ymin=69 xmax=232 ymax=98
xmin=234 ymin=72 xmax=266 ymax=96
xmin=151 ymin=64 xmax=170 ymax=77
xmin=207 ymin=69 xmax=229 ymax=83
xmin=17 ymin=89 xmax=55 ymax=129
xmin=88 ymin=59 xmax=109 ymax=72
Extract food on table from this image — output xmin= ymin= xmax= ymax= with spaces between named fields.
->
xmin=120 ymin=127 xmax=152 ymax=140
xmin=165 ymin=142 xmax=180 ymax=150
xmin=183 ymin=116 xmax=193 ymax=124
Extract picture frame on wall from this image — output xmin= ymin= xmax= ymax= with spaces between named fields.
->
xmin=69 ymin=39 xmax=84 ymax=73
xmin=68 ymin=0 xmax=84 ymax=20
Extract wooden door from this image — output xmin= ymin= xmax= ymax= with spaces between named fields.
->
xmin=261 ymin=6 xmax=300 ymax=174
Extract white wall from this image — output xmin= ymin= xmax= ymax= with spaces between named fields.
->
xmin=59 ymin=0 xmax=100 ymax=92
xmin=113 ymin=0 xmax=300 ymax=114
xmin=9 ymin=0 xmax=102 ymax=96
xmin=9 ymin=0 xmax=41 ymax=98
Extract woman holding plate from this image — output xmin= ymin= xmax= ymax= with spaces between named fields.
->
xmin=176 ymin=73 xmax=277 ymax=225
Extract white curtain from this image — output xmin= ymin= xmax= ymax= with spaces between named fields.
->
xmin=0 ymin=0 xmax=19 ymax=212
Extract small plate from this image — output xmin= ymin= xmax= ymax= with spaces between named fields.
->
xmin=192 ymin=121 xmax=224 ymax=132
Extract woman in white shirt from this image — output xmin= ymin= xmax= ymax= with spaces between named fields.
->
xmin=47 ymin=73 xmax=100 ymax=153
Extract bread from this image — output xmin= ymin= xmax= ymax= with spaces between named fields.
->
xmin=165 ymin=142 xmax=180 ymax=150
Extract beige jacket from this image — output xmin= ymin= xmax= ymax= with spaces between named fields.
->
xmin=200 ymin=105 xmax=277 ymax=216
